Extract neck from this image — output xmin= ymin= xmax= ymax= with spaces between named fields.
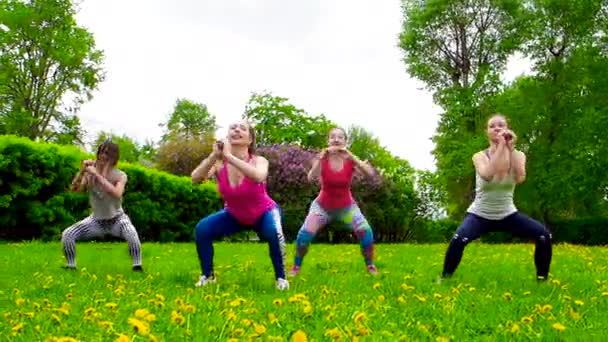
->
xmin=231 ymin=145 xmax=249 ymax=160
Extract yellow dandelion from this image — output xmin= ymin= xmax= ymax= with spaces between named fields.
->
xmin=324 ymin=328 xmax=342 ymax=339
xmin=541 ymin=304 xmax=553 ymax=312
xmin=552 ymin=323 xmax=566 ymax=331
xmin=353 ymin=312 xmax=366 ymax=323
xmin=155 ymin=294 xmax=165 ymax=301
xmin=523 ymin=291 xmax=531 ymax=296
xmin=378 ymin=295 xmax=385 ymax=301
xmin=135 ymin=309 xmax=150 ymax=319
xmin=433 ymin=293 xmax=442 ymax=299
xmin=182 ymin=304 xmax=196 ymax=314
xmin=170 ymin=310 xmax=185 ymax=325
xmin=602 ymin=292 xmax=608 ymax=297
xmin=372 ymin=283 xmax=381 ymax=289
xmin=521 ymin=316 xmax=534 ymax=324
xmin=254 ymin=324 xmax=267 ymax=334
xmin=468 ymin=287 xmax=476 ymax=292
xmin=12 ymin=323 xmax=24 ymax=332
xmin=204 ymin=294 xmax=214 ymax=300
xmin=98 ymin=321 xmax=113 ymax=329
xmin=414 ymin=295 xmax=427 ymax=302
xmin=357 ymin=326 xmax=370 ymax=336
xmin=273 ymin=299 xmax=284 ymax=306
xmin=436 ymin=337 xmax=450 ymax=342
xmin=303 ymin=305 xmax=312 ymax=314
xmin=149 ymin=335 xmax=159 ymax=342
xmin=292 ymin=330 xmax=307 ymax=342
xmin=400 ymin=284 xmax=414 ymax=291
xmin=574 ymin=300 xmax=584 ymax=306
xmin=510 ymin=324 xmax=520 ymax=333
xmin=398 ymin=295 xmax=406 ymax=303
xmin=567 ymin=307 xmax=581 ymax=320
xmin=451 ymin=287 xmax=460 ymax=295
xmin=113 ymin=334 xmax=130 ymax=342
xmin=15 ymin=298 xmax=25 ymax=306
xmin=128 ymin=317 xmax=150 ymax=336
xmin=241 ymin=319 xmax=252 ymax=326
xmin=106 ymin=303 xmax=118 ymax=310
xmin=268 ymin=313 xmax=278 ymax=324
xmin=326 ymin=312 xmax=334 ymax=321
xmin=227 ymin=339 xmax=238 ymax=342
xmin=503 ymin=292 xmax=513 ymax=300
xmin=231 ymin=328 xmax=245 ymax=336
xmin=56 ymin=338 xmax=78 ymax=342
xmin=51 ymin=314 xmax=61 ymax=323
xmin=226 ymin=310 xmax=237 ymax=321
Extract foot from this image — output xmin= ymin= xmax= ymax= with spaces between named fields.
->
xmin=437 ymin=272 xmax=451 ymax=284
xmin=367 ymin=264 xmax=379 ymax=275
xmin=536 ymin=275 xmax=548 ymax=282
xmin=195 ymin=275 xmax=216 ymax=287
xmin=132 ymin=265 xmax=143 ymax=272
xmin=276 ymin=278 xmax=290 ymax=291
xmin=62 ymin=265 xmax=76 ymax=270
xmin=288 ymin=265 xmax=300 ymax=277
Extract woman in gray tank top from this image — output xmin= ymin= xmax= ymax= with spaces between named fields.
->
xmin=60 ymin=140 xmax=143 ymax=271
xmin=439 ymin=114 xmax=552 ymax=282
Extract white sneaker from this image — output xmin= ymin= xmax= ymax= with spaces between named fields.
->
xmin=276 ymin=278 xmax=289 ymax=291
xmin=195 ymin=275 xmax=216 ymax=287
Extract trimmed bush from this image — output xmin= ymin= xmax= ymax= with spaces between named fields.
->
xmin=0 ymin=135 xmax=222 ymax=241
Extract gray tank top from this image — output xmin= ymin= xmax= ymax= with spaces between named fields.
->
xmin=466 ymin=150 xmax=517 ymax=220
xmin=88 ymin=168 xmax=126 ymax=219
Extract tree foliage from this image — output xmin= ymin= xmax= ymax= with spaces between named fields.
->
xmin=243 ymin=91 xmax=335 ymax=149
xmin=0 ymin=0 xmax=104 ymax=143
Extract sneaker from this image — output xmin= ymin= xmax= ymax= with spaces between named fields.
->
xmin=132 ymin=265 xmax=143 ymax=272
xmin=288 ymin=265 xmax=300 ymax=277
xmin=536 ymin=275 xmax=548 ymax=282
xmin=276 ymin=278 xmax=290 ymax=291
xmin=195 ymin=275 xmax=216 ymax=287
xmin=62 ymin=265 xmax=77 ymax=270
xmin=367 ymin=265 xmax=379 ymax=275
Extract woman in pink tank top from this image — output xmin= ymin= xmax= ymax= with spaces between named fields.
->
xmin=191 ymin=120 xmax=289 ymax=291
xmin=287 ymin=127 xmax=379 ymax=277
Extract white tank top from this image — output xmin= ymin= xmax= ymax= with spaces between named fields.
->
xmin=466 ymin=151 xmax=517 ymax=220
xmin=88 ymin=168 xmax=126 ymax=219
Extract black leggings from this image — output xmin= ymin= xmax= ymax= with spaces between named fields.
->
xmin=442 ymin=211 xmax=552 ymax=278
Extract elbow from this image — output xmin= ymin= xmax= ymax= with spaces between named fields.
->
xmin=252 ymin=172 xmax=267 ymax=183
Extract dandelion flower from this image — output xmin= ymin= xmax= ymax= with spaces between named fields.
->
xmin=510 ymin=324 xmax=520 ymax=333
xmin=574 ymin=300 xmax=584 ymax=306
xmin=292 ymin=330 xmax=307 ymax=342
xmin=56 ymin=338 xmax=78 ymax=342
xmin=273 ymin=299 xmax=284 ymax=306
xmin=106 ymin=303 xmax=118 ymax=310
xmin=552 ymin=323 xmax=566 ymax=331
xmin=12 ymin=323 xmax=24 ymax=332
xmin=114 ymin=334 xmax=130 ymax=342
xmin=254 ymin=324 xmax=267 ymax=334
xmin=373 ymin=283 xmax=381 ymax=289
xmin=268 ymin=313 xmax=278 ymax=324
xmin=324 ymin=328 xmax=342 ymax=339
xmin=231 ymin=328 xmax=245 ymax=337
xmin=521 ymin=316 xmax=533 ymax=324
xmin=128 ymin=317 xmax=150 ymax=335
xmin=354 ymin=312 xmax=366 ymax=323
xmin=15 ymin=298 xmax=25 ymax=306
xmin=241 ymin=319 xmax=252 ymax=326
xmin=170 ymin=311 xmax=185 ymax=325
xmin=436 ymin=337 xmax=450 ymax=342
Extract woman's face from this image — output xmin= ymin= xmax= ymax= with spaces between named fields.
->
xmin=227 ymin=120 xmax=252 ymax=147
xmin=487 ymin=115 xmax=508 ymax=143
xmin=328 ymin=128 xmax=347 ymax=148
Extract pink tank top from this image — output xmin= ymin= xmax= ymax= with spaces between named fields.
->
xmin=316 ymin=157 xmax=354 ymax=209
xmin=216 ymin=157 xmax=276 ymax=225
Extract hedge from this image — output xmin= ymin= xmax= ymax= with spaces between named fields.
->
xmin=0 ymin=135 xmax=222 ymax=242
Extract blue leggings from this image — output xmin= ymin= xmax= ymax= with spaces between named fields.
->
xmin=442 ymin=211 xmax=552 ymax=278
xmin=194 ymin=207 xmax=287 ymax=279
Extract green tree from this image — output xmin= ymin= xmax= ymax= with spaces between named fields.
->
xmin=0 ymin=0 xmax=105 ymax=142
xmin=160 ymin=98 xmax=217 ymax=142
xmin=243 ymin=91 xmax=335 ymax=149
xmin=399 ymin=0 xmax=527 ymax=217
xmin=156 ymin=98 xmax=217 ymax=175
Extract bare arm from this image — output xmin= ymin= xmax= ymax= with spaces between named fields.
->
xmin=512 ymin=150 xmax=526 ymax=184
xmin=70 ymin=169 xmax=89 ymax=192
xmin=351 ymin=156 xmax=374 ymax=178
xmin=88 ymin=169 xmax=127 ymax=198
xmin=192 ymin=154 xmax=220 ymax=183
xmin=307 ymin=156 xmax=322 ymax=182
xmin=225 ymin=155 xmax=269 ymax=183
xmin=472 ymin=142 xmax=511 ymax=182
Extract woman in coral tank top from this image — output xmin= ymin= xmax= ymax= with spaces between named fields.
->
xmin=288 ymin=127 xmax=379 ymax=277
xmin=191 ymin=120 xmax=289 ymax=291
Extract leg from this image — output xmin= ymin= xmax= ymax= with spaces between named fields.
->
xmin=502 ymin=212 xmax=553 ymax=279
xmin=61 ymin=216 xmax=104 ymax=268
xmin=194 ymin=210 xmax=243 ymax=278
xmin=338 ymin=203 xmax=375 ymax=270
xmin=442 ymin=213 xmax=491 ymax=278
xmin=293 ymin=200 xmax=331 ymax=268
xmin=109 ymin=213 xmax=143 ymax=270
xmin=255 ymin=206 xmax=287 ymax=281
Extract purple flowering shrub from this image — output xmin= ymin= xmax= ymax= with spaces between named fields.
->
xmin=257 ymin=144 xmax=393 ymax=241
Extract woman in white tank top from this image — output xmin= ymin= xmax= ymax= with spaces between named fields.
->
xmin=439 ymin=114 xmax=553 ymax=282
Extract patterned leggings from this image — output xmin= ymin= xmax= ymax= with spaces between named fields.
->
xmin=61 ymin=213 xmax=142 ymax=267
xmin=294 ymin=199 xmax=374 ymax=267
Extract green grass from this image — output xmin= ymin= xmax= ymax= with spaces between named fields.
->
xmin=1 ymin=242 xmax=607 ymax=341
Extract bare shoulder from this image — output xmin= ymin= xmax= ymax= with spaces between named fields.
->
xmin=253 ymin=155 xmax=268 ymax=165
xmin=472 ymin=150 xmax=488 ymax=162
xmin=512 ymin=149 xmax=526 ymax=160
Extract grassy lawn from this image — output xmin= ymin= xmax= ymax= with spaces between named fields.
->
xmin=1 ymin=241 xmax=607 ymax=341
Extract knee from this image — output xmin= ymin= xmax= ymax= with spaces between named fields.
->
xmin=537 ymin=230 xmax=552 ymax=244
xmin=194 ymin=218 xmax=212 ymax=241
xmin=450 ymin=233 xmax=471 ymax=247
xmin=61 ymin=228 xmax=73 ymax=242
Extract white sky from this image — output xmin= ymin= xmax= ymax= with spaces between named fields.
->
xmin=74 ymin=0 xmax=531 ymax=171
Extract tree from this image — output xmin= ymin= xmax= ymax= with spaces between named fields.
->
xmin=160 ymin=98 xmax=217 ymax=142
xmin=156 ymin=98 xmax=217 ymax=175
xmin=243 ymin=91 xmax=336 ymax=149
xmin=399 ymin=0 xmax=527 ymax=217
xmin=0 ymin=0 xmax=105 ymax=142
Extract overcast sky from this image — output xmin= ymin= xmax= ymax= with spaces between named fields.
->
xmin=74 ymin=0 xmax=531 ymax=171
